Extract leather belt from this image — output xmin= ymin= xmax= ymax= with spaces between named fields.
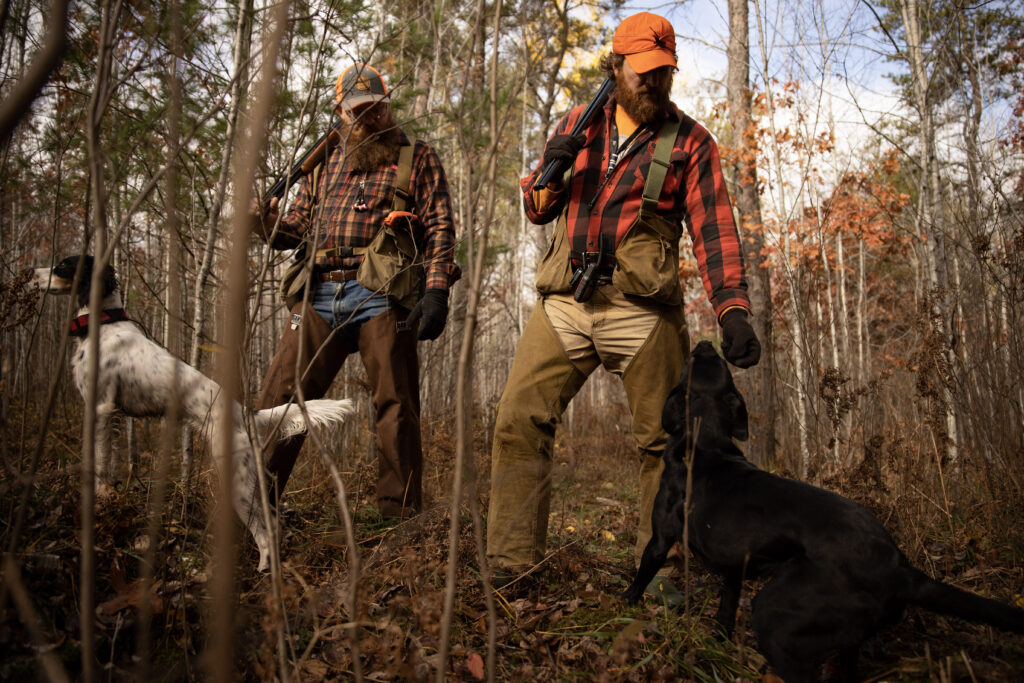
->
xmin=319 ymin=269 xmax=359 ymax=283
xmin=570 ymin=250 xmax=617 ymax=270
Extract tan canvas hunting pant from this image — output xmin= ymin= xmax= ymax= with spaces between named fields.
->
xmin=486 ymin=284 xmax=689 ymax=570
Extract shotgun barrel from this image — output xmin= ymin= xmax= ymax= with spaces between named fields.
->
xmin=266 ymin=124 xmax=342 ymax=205
xmin=533 ymin=77 xmax=615 ymax=191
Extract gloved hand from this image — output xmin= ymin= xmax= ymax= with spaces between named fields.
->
xmin=542 ymin=133 xmax=586 ymax=167
xmin=720 ymin=309 xmax=761 ymax=368
xmin=406 ymin=288 xmax=449 ymax=341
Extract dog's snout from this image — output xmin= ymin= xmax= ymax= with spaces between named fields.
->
xmin=32 ymin=268 xmax=53 ymax=290
xmin=692 ymin=340 xmax=719 ymax=358
xmin=33 ymin=267 xmax=73 ymax=294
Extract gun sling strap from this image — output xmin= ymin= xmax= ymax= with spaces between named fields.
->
xmin=639 ymin=116 xmax=684 ymax=216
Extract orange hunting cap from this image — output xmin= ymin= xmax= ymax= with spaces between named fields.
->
xmin=612 ymin=12 xmax=677 ymax=74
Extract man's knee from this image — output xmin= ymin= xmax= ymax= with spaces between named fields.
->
xmin=493 ymin=388 xmax=559 ymax=450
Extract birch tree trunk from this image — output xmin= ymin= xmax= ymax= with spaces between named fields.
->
xmin=183 ymin=0 xmax=253 ymax=478
xmin=752 ymin=0 xmax=810 ymax=475
xmin=899 ymin=0 xmax=959 ymax=465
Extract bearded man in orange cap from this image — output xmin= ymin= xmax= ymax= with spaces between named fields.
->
xmin=486 ymin=13 xmax=760 ymax=597
xmin=251 ymin=63 xmax=458 ymax=522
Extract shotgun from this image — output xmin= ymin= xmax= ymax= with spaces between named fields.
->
xmin=266 ymin=122 xmax=342 ymax=206
xmin=533 ymin=77 xmax=616 ymax=191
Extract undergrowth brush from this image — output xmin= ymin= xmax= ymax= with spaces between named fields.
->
xmin=2 ymin=397 xmax=1023 ymax=681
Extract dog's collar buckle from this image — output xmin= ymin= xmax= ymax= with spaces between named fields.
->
xmin=69 ymin=308 xmax=130 ymax=337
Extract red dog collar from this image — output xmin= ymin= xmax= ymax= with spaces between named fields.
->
xmin=69 ymin=308 xmax=130 ymax=337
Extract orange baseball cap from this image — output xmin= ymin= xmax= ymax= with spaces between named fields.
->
xmin=612 ymin=12 xmax=677 ymax=74
xmin=335 ymin=63 xmax=389 ymax=110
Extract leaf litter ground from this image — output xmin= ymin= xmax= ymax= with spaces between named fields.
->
xmin=2 ymin=415 xmax=1024 ymax=681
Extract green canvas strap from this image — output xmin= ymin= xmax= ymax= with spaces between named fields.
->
xmin=392 ymin=142 xmax=415 ymax=212
xmin=640 ymin=116 xmax=683 ymax=216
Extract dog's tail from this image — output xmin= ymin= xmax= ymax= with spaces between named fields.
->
xmin=254 ymin=398 xmax=356 ymax=440
xmin=903 ymin=567 xmax=1024 ymax=633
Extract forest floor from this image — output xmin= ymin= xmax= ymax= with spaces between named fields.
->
xmin=2 ymin=409 xmax=1024 ymax=682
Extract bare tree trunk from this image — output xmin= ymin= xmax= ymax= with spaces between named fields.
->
xmin=0 ymin=0 xmax=69 ymax=147
xmin=752 ymin=0 xmax=810 ymax=475
xmin=138 ymin=4 xmax=183 ymax=671
xmin=207 ymin=3 xmax=287 ymax=680
xmin=81 ymin=2 xmax=124 ymax=680
xmin=899 ymin=0 xmax=958 ymax=464
xmin=183 ymin=0 xmax=253 ymax=479
xmin=856 ymin=237 xmax=866 ymax=385
xmin=439 ymin=0 xmax=502 ymax=678
xmin=189 ymin=0 xmax=253 ymax=373
xmin=727 ymin=0 xmax=775 ymax=467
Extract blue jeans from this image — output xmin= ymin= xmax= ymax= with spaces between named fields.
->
xmin=311 ymin=279 xmax=390 ymax=340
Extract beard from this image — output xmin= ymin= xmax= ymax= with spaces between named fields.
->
xmin=341 ymin=112 xmax=402 ymax=171
xmin=615 ymin=71 xmax=672 ymax=125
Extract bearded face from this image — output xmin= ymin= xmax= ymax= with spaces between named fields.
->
xmin=614 ymin=63 xmax=673 ymax=125
xmin=339 ymin=104 xmax=401 ymax=171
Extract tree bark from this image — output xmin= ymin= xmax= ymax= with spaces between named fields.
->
xmin=899 ymin=0 xmax=959 ymax=464
xmin=727 ymin=0 xmax=775 ymax=466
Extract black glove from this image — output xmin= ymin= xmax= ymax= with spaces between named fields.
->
xmin=406 ymin=288 xmax=449 ymax=341
xmin=542 ymin=133 xmax=586 ymax=167
xmin=720 ymin=309 xmax=761 ymax=368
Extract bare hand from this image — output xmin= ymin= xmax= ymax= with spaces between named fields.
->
xmin=250 ymin=196 xmax=279 ymax=239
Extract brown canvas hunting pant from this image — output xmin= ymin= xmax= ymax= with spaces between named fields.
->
xmin=256 ymin=300 xmax=422 ymax=515
xmin=486 ymin=285 xmax=689 ymax=570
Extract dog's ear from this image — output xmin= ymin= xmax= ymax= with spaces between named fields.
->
xmin=102 ymin=264 xmax=119 ymax=298
xmin=724 ymin=390 xmax=749 ymax=441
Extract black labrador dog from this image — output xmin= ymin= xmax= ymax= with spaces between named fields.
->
xmin=623 ymin=341 xmax=1024 ymax=682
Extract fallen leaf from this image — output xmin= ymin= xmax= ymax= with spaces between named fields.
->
xmin=611 ymin=619 xmax=648 ymax=663
xmin=302 ymin=659 xmax=330 ymax=678
xmin=465 ymin=652 xmax=484 ymax=680
xmin=96 ymin=579 xmax=163 ymax=616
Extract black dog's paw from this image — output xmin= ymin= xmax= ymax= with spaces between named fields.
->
xmin=710 ymin=621 xmax=734 ymax=643
xmin=620 ymin=585 xmax=643 ymax=604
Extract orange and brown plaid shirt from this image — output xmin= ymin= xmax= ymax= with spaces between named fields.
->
xmin=276 ymin=129 xmax=457 ymax=292
xmin=522 ymin=97 xmax=750 ymax=318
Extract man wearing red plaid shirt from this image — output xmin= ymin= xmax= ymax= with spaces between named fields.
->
xmin=252 ymin=63 xmax=457 ymax=520
xmin=486 ymin=13 xmax=761 ymax=595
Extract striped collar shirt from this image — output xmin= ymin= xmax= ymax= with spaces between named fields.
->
xmin=279 ymin=129 xmax=458 ymax=292
xmin=521 ymin=96 xmax=750 ymax=318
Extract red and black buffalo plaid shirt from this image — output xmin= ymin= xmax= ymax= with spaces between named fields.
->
xmin=522 ymin=97 xmax=750 ymax=318
xmin=276 ymin=129 xmax=457 ymax=292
